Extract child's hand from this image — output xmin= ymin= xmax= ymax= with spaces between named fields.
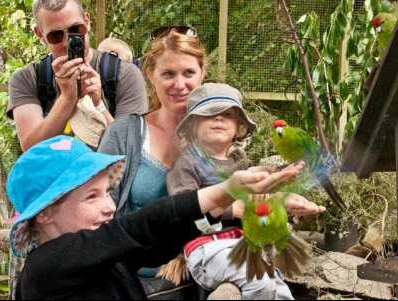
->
xmin=284 ymin=193 xmax=326 ymax=217
xmin=226 ymin=162 xmax=305 ymax=195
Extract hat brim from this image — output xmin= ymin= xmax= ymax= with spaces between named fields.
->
xmin=69 ymin=102 xmax=107 ymax=148
xmin=10 ymin=151 xmax=125 ymax=257
xmin=177 ymin=102 xmax=257 ymax=140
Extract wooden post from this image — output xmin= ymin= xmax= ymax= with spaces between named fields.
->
xmin=95 ymin=0 xmax=106 ymax=47
xmin=395 ymin=123 xmax=398 ymax=225
xmin=218 ymin=0 xmax=228 ymax=82
xmin=338 ymin=18 xmax=351 ymax=153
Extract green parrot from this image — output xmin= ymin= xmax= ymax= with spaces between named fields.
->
xmin=270 ymin=120 xmax=346 ymax=210
xmin=372 ymin=1 xmax=398 ymax=52
xmin=228 ymin=191 xmax=311 ymax=281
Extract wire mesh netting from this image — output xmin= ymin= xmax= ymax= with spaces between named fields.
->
xmin=226 ymin=0 xmax=339 ymax=94
xmin=99 ymin=0 xmax=340 ymax=94
xmin=94 ymin=0 xmax=343 ymax=131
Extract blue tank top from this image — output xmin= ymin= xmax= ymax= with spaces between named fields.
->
xmin=129 ymin=151 xmax=169 ymax=211
xmin=129 ymin=120 xmax=169 ymax=278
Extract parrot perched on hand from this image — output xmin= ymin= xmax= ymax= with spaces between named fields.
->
xmin=228 ymin=192 xmax=311 ymax=281
xmin=371 ymin=1 xmax=398 ymax=52
xmin=271 ymin=120 xmax=346 ymax=210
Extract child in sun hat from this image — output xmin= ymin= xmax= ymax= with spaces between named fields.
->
xmin=158 ymin=83 xmax=295 ymax=299
xmin=7 ymin=135 xmax=305 ymax=299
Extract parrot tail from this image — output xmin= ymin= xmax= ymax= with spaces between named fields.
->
xmin=229 ymin=238 xmax=275 ymax=281
xmin=274 ymin=232 xmax=311 ymax=279
xmin=156 ymin=254 xmax=190 ymax=286
xmin=315 ymin=171 xmax=346 ymax=210
xmin=228 ymin=237 xmax=248 ymax=269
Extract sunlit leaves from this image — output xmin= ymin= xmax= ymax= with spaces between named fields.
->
xmin=284 ymin=0 xmax=378 ymax=157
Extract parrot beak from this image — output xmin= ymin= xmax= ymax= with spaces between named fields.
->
xmin=277 ymin=127 xmax=284 ymax=137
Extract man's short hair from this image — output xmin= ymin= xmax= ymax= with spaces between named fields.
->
xmin=33 ymin=0 xmax=85 ymax=23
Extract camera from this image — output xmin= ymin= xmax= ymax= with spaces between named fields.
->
xmin=68 ymin=33 xmax=85 ymax=61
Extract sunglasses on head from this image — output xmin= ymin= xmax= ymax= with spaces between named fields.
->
xmin=45 ymin=23 xmax=87 ymax=44
xmin=149 ymin=25 xmax=197 ymax=41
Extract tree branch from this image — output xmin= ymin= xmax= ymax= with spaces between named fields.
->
xmin=277 ymin=0 xmax=331 ymax=155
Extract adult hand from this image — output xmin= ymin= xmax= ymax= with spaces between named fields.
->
xmin=284 ymin=193 xmax=326 ymax=217
xmin=226 ymin=162 xmax=305 ymax=196
xmin=52 ymin=56 xmax=84 ymax=104
xmin=80 ymin=65 xmax=102 ymax=106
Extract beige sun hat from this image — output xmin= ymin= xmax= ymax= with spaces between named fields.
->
xmin=176 ymin=83 xmax=257 ymax=140
xmin=69 ymin=95 xmax=108 ymax=148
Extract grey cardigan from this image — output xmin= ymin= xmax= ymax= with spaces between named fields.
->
xmin=98 ymin=114 xmax=144 ymax=216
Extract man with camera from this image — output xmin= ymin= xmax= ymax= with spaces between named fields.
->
xmin=7 ymin=0 xmax=148 ymax=151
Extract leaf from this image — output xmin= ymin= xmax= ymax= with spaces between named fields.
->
xmin=297 ymin=14 xmax=308 ymax=24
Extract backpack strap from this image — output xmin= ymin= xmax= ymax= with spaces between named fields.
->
xmin=132 ymin=57 xmax=143 ymax=70
xmin=35 ymin=55 xmax=56 ymax=117
xmin=100 ymin=52 xmax=121 ymax=116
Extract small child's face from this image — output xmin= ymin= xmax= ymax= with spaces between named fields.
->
xmin=41 ymin=170 xmax=116 ymax=237
xmin=194 ymin=108 xmax=240 ymax=148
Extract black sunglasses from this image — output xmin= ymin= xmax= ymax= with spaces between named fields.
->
xmin=148 ymin=25 xmax=197 ymax=41
xmin=46 ymin=24 xmax=87 ymax=44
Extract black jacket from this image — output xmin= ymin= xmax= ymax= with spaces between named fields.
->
xmin=16 ymin=192 xmax=202 ymax=300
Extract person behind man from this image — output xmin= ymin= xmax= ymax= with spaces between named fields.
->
xmin=98 ymin=37 xmax=133 ymax=63
xmin=7 ymin=0 xmax=148 ymax=151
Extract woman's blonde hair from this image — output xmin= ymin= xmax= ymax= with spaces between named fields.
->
xmin=142 ymin=29 xmax=208 ymax=111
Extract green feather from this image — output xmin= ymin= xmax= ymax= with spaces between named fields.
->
xmin=271 ymin=121 xmax=346 ymax=210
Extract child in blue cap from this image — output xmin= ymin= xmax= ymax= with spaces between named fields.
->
xmin=7 ymin=135 xmax=306 ymax=300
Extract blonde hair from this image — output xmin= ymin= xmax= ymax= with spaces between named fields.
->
xmin=98 ymin=37 xmax=133 ymax=63
xmin=142 ymin=30 xmax=208 ymax=111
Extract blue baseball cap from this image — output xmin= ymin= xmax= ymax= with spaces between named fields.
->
xmin=7 ymin=135 xmax=125 ymax=257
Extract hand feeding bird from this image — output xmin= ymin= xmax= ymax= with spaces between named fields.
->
xmin=270 ymin=120 xmax=346 ymax=210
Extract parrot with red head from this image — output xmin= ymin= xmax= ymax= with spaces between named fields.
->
xmin=271 ymin=120 xmax=346 ymax=210
xmin=228 ymin=190 xmax=311 ymax=281
xmin=371 ymin=1 xmax=398 ymax=53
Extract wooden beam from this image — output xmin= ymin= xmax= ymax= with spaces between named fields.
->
xmin=245 ymin=92 xmax=299 ymax=101
xmin=218 ymin=0 xmax=228 ymax=82
xmin=341 ymin=25 xmax=398 ymax=177
xmin=95 ymin=0 xmax=106 ymax=47
xmin=338 ymin=20 xmax=351 ymax=153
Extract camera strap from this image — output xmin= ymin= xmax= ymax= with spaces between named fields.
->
xmin=35 ymin=52 xmax=121 ymax=117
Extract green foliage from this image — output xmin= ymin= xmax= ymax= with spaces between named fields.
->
xmin=90 ymin=0 xmax=219 ymax=56
xmin=0 ymin=0 xmax=32 ymax=175
xmin=0 ymin=0 xmax=45 ymax=82
xmin=284 ymin=0 xmax=378 ymax=157
xmin=0 ymin=93 xmax=20 ymax=175
xmin=245 ymin=105 xmax=275 ymax=164
xmin=302 ymin=171 xmax=396 ymax=236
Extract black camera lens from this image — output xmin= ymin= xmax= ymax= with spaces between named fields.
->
xmin=68 ymin=33 xmax=85 ymax=61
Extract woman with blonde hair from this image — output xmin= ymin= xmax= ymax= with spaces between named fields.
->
xmin=99 ymin=26 xmax=206 ymax=216
xmin=98 ymin=27 xmax=207 ymax=282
